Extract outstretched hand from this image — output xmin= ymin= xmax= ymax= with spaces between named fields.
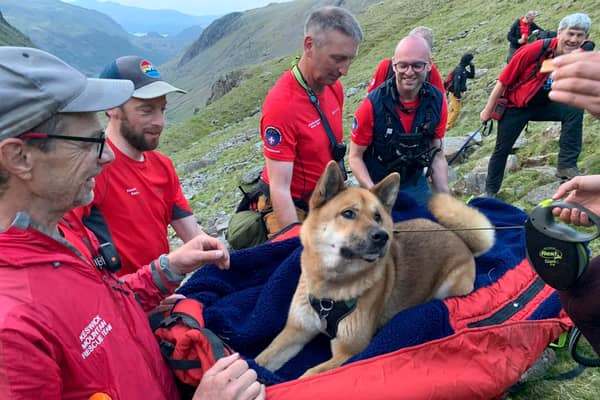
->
xmin=551 ymin=175 xmax=600 ymax=226
xmin=193 ymin=353 xmax=266 ymax=400
xmin=549 ymin=51 xmax=600 ymax=119
xmin=167 ymin=232 xmax=230 ymax=275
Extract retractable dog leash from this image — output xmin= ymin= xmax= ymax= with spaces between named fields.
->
xmin=393 ymin=199 xmax=600 ymax=292
xmin=524 ymin=200 xmax=600 ymax=290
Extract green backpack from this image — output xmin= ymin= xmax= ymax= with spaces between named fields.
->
xmin=226 ymin=210 xmax=268 ymax=250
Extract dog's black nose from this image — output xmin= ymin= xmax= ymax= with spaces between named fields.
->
xmin=369 ymin=228 xmax=389 ymax=246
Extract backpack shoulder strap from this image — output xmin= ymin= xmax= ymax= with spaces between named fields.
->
xmin=386 ymin=58 xmax=394 ymax=81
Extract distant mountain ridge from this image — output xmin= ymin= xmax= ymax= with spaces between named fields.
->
xmin=66 ymin=0 xmax=217 ymax=36
xmin=0 ymin=10 xmax=32 ymax=46
xmin=0 ymin=0 xmax=204 ymax=75
xmin=163 ymin=0 xmax=379 ymax=120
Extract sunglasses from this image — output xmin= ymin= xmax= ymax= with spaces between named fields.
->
xmin=19 ymin=131 xmax=106 ymax=159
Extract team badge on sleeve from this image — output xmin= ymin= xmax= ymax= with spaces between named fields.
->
xmin=352 ymin=117 xmax=358 ymax=132
xmin=264 ymin=127 xmax=282 ymax=147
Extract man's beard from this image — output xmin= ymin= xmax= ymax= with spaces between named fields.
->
xmin=120 ymin=119 xmax=159 ymax=152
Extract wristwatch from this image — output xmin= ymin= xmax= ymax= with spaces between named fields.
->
xmin=158 ymin=254 xmax=186 ymax=283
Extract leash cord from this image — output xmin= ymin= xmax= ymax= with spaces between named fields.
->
xmin=393 ymin=225 xmax=524 ymax=233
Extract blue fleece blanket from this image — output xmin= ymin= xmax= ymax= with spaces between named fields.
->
xmin=178 ymin=197 xmax=562 ymax=384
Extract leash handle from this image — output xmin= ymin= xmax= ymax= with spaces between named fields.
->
xmin=529 ymin=201 xmax=600 ymax=243
xmin=482 ymin=120 xmax=494 ymax=136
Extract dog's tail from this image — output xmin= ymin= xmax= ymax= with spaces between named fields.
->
xmin=428 ymin=193 xmax=495 ymax=256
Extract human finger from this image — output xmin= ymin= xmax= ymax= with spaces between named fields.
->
xmin=205 ymin=353 xmax=241 ymax=375
xmin=552 ymin=179 xmax=578 ymax=200
xmin=256 ymin=384 xmax=266 ymax=400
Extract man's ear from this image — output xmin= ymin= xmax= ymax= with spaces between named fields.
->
xmin=303 ymin=35 xmax=314 ymax=55
xmin=0 ymin=139 xmax=35 ymax=180
xmin=105 ymin=107 xmax=120 ymax=119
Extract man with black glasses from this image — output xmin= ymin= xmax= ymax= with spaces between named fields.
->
xmin=0 ymin=47 xmax=265 ymax=399
xmin=349 ymin=35 xmax=448 ymax=207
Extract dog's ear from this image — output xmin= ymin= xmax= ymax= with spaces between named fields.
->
xmin=310 ymin=161 xmax=346 ymax=209
xmin=371 ymin=172 xmax=400 ymax=212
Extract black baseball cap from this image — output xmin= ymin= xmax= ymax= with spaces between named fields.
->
xmin=99 ymin=56 xmax=186 ymax=99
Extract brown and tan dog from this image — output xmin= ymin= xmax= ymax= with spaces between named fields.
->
xmin=255 ymin=161 xmax=495 ymax=377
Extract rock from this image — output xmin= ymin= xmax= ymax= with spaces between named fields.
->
xmin=513 ymin=137 xmax=528 ymax=149
xmin=521 ymin=154 xmax=554 ymax=168
xmin=474 ymin=68 xmax=488 ymax=79
xmin=521 ymin=181 xmax=562 ymax=205
xmin=473 ymin=156 xmax=490 ymax=173
xmin=506 ymin=154 xmax=519 ymax=172
xmin=542 ymin=123 xmax=561 ymax=139
xmin=241 ymin=166 xmax=264 ymax=185
xmin=452 ymin=171 xmax=487 ymax=195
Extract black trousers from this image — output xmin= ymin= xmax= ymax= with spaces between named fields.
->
xmin=485 ymin=100 xmax=583 ymax=194
xmin=559 ymin=255 xmax=600 ymax=357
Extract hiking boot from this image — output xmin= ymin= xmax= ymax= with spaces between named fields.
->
xmin=555 ymin=167 xmax=584 ymax=180
xmin=483 ymin=191 xmax=497 ymax=199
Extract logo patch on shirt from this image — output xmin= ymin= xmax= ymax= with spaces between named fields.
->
xmin=264 ymin=126 xmax=282 ymax=147
xmin=79 ymin=314 xmax=113 ymax=359
xmin=352 ymin=116 xmax=358 ymax=131
xmin=139 ymin=59 xmax=160 ymax=78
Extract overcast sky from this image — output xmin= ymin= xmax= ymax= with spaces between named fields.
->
xmin=96 ymin=0 xmax=291 ymax=16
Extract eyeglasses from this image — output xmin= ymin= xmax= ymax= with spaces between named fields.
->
xmin=19 ymin=131 xmax=106 ymax=159
xmin=393 ymin=61 xmax=429 ymax=73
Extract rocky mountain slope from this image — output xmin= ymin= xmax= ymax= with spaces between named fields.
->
xmin=0 ymin=10 xmax=32 ymax=46
xmin=0 ymin=0 xmax=196 ymax=75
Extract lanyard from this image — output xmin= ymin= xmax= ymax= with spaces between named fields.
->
xmin=291 ymin=65 xmax=340 ymax=152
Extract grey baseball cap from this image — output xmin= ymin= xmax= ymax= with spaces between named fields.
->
xmin=0 ymin=47 xmax=134 ymax=141
xmin=99 ymin=56 xmax=186 ymax=99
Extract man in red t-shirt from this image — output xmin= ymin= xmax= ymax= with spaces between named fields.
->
xmin=481 ymin=13 xmax=591 ymax=198
xmin=366 ymin=26 xmax=445 ymax=94
xmin=258 ymin=6 xmax=363 ymax=235
xmin=350 ymin=35 xmax=449 ymax=207
xmin=81 ymin=56 xmax=229 ymax=275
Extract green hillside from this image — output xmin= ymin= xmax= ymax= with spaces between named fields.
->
xmin=0 ymin=11 xmax=32 ymax=46
xmin=159 ymin=1 xmax=600 ymax=396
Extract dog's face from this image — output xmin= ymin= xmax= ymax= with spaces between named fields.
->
xmin=300 ymin=161 xmax=400 ymax=281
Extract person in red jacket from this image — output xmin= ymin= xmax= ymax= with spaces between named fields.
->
xmin=0 ymin=47 xmax=264 ymax=400
xmin=366 ymin=26 xmax=445 ymax=94
xmin=480 ymin=13 xmax=591 ymax=198
xmin=506 ymin=11 xmax=543 ymax=62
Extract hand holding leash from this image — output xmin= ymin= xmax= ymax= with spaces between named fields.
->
xmin=525 ymin=200 xmax=600 ymax=290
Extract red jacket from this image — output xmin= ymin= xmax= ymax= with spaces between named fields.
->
xmin=499 ymin=38 xmax=556 ymax=108
xmin=0 ymin=212 xmax=180 ymax=400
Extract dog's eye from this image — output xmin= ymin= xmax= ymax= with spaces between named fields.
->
xmin=374 ymin=212 xmax=382 ymax=223
xmin=341 ymin=210 xmax=356 ymax=219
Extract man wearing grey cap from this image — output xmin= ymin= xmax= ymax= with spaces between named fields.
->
xmin=80 ymin=56 xmax=223 ymax=277
xmin=0 ymin=48 xmax=264 ymax=400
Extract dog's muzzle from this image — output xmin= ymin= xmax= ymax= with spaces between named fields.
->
xmin=340 ymin=227 xmax=389 ymax=261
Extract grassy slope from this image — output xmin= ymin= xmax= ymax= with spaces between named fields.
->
xmin=160 ymin=1 xmax=600 ymax=397
xmin=0 ymin=13 xmax=33 ymax=46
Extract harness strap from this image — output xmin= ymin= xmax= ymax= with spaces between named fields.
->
xmin=308 ymin=294 xmax=357 ymax=339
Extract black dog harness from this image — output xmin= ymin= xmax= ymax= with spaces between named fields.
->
xmin=308 ymin=294 xmax=357 ymax=338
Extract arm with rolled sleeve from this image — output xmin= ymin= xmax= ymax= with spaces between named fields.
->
xmin=349 ymin=98 xmax=376 ymax=189
xmin=430 ymin=97 xmax=449 ymax=193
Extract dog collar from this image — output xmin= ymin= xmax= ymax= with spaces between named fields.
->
xmin=308 ymin=294 xmax=357 ymax=339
